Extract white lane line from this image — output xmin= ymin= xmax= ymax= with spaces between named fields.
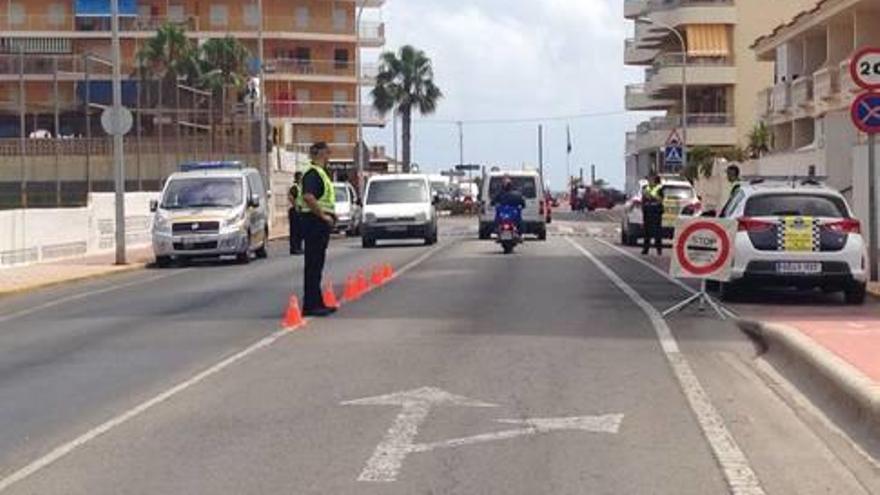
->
xmin=0 ymin=270 xmax=191 ymax=324
xmin=565 ymin=237 xmax=765 ymax=495
xmin=593 ymin=237 xmax=737 ymax=319
xmin=0 ymin=242 xmax=453 ymax=493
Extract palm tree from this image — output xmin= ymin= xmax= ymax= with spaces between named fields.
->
xmin=747 ymin=122 xmax=770 ymax=159
xmin=198 ymin=36 xmax=251 ymax=93
xmin=137 ymin=23 xmax=200 ymax=104
xmin=371 ymin=45 xmax=442 ymax=172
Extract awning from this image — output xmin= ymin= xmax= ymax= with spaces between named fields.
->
xmin=75 ymin=0 xmax=138 ymax=17
xmin=686 ymin=25 xmax=730 ymax=57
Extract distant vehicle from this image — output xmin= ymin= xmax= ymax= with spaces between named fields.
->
xmin=150 ymin=161 xmax=269 ymax=267
xmin=333 ymin=182 xmax=361 ymax=237
xmin=584 ymin=187 xmax=613 ymax=211
xmin=479 ymin=170 xmax=547 ymax=241
xmin=717 ymin=180 xmax=867 ymax=304
xmin=361 ymin=174 xmax=439 ymax=248
xmin=621 ymin=177 xmax=701 ymax=246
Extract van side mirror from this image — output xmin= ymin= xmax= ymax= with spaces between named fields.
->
xmin=149 ymin=199 xmax=158 ymax=212
xmin=248 ymin=195 xmax=261 ymax=208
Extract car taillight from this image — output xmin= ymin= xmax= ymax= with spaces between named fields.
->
xmin=825 ymin=218 xmax=861 ymax=234
xmin=737 ymin=218 xmax=774 ymax=232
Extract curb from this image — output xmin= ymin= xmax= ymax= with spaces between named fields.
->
xmin=737 ymin=319 xmax=880 ymax=428
xmin=0 ymin=262 xmax=149 ymax=297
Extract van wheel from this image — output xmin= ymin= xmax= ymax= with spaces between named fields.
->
xmin=620 ymin=225 xmax=630 ymax=246
xmin=362 ymin=236 xmax=376 ymax=249
xmin=255 ymin=228 xmax=269 ymax=259
xmin=844 ymin=283 xmax=867 ymax=305
xmin=719 ymin=281 xmax=741 ymax=302
xmin=538 ymin=228 xmax=547 ymax=241
xmin=155 ymin=256 xmax=172 ymax=268
xmin=237 ymin=235 xmax=251 ymax=264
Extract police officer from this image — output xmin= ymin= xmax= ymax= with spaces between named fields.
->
xmin=642 ymin=173 xmax=664 ymax=256
xmin=288 ymin=171 xmax=303 ymax=255
xmin=297 ymin=142 xmax=337 ymax=317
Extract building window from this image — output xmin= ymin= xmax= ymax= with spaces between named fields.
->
xmin=168 ymin=4 xmax=185 ymax=23
xmin=334 ymin=129 xmax=349 ymax=144
xmin=210 ymin=5 xmax=229 ymax=28
xmin=8 ymin=3 xmax=25 ymax=26
xmin=295 ymin=7 xmax=309 ymax=29
xmin=332 ymin=8 xmax=347 ymax=31
xmin=243 ymin=4 xmax=259 ymax=28
xmin=334 ymin=49 xmax=349 ymax=69
xmin=295 ymin=89 xmax=311 ymax=102
xmin=48 ymin=4 xmax=66 ymax=27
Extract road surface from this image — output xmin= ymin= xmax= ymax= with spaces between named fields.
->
xmin=0 ymin=215 xmax=876 ymax=494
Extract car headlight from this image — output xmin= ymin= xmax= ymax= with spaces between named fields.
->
xmin=222 ymin=211 xmax=246 ymax=230
xmin=364 ymin=213 xmax=377 ymax=224
xmin=415 ymin=212 xmax=428 ymax=223
xmin=153 ymin=214 xmax=171 ymax=233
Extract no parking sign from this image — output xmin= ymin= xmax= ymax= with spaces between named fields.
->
xmin=669 ymin=218 xmax=736 ymax=281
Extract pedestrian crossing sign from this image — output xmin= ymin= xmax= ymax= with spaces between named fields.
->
xmin=665 ymin=144 xmax=683 ymax=165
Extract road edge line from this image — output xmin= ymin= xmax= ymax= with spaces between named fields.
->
xmin=565 ymin=237 xmax=765 ymax=495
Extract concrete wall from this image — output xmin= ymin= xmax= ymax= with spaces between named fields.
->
xmin=0 ymin=191 xmax=157 ymax=267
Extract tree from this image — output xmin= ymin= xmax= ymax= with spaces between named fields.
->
xmin=371 ymin=45 xmax=443 ymax=172
xmin=198 ymin=36 xmax=251 ymax=93
xmin=747 ymin=122 xmax=770 ymax=159
xmin=136 ymin=23 xmax=200 ymax=105
xmin=682 ymin=146 xmax=715 ymax=181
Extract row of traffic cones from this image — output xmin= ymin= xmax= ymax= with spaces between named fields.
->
xmin=281 ymin=263 xmax=396 ymax=330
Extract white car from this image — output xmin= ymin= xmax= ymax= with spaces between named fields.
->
xmin=718 ymin=180 xmax=867 ymax=304
xmin=361 ymin=174 xmax=439 ymax=248
xmin=478 ymin=170 xmax=547 ymax=240
xmin=621 ymin=176 xmax=701 ymax=246
xmin=333 ymin=182 xmax=361 ymax=237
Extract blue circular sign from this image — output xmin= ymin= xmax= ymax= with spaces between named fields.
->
xmin=851 ymin=91 xmax=880 ymax=134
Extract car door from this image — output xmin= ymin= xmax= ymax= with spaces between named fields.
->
xmin=245 ymin=172 xmax=268 ymax=245
xmin=348 ymin=184 xmax=361 ymax=229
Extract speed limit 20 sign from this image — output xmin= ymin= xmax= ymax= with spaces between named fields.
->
xmin=669 ymin=218 xmax=736 ymax=282
xmin=851 ymin=47 xmax=880 ymax=90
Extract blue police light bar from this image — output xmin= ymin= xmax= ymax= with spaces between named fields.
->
xmin=179 ymin=161 xmax=244 ymax=172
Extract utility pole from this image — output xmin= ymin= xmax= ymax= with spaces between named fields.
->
xmin=457 ymin=121 xmax=466 ymax=181
xmin=591 ymin=164 xmax=596 ymax=186
xmin=111 ymin=0 xmax=126 ymax=265
xmin=355 ymin=0 xmax=367 ymax=194
xmin=538 ymin=125 xmax=544 ymax=182
xmin=257 ymin=0 xmax=268 ymax=183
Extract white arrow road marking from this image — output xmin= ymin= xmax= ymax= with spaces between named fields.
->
xmin=344 ymin=387 xmax=623 ymax=483
xmin=409 ymin=414 xmax=623 ymax=453
xmin=343 ymin=387 xmax=497 ymax=482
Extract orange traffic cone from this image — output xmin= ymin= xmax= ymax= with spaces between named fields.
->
xmin=323 ymin=282 xmax=340 ymax=309
xmin=371 ymin=265 xmax=385 ymax=286
xmin=343 ymin=275 xmax=360 ymax=302
xmin=383 ymin=263 xmax=394 ymax=281
xmin=356 ymin=270 xmax=370 ymax=294
xmin=281 ymin=295 xmax=304 ymax=329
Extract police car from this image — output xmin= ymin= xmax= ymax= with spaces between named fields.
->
xmin=621 ymin=175 xmax=701 ymax=246
xmin=718 ymin=179 xmax=867 ymax=304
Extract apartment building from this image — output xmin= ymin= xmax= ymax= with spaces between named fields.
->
xmin=0 ymin=0 xmax=386 ymax=167
xmin=749 ymin=0 xmax=880 ymax=216
xmin=623 ymin=0 xmax=812 ymax=195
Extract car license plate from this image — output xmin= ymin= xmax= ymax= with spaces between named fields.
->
xmin=776 ymin=262 xmax=822 ymax=274
xmin=386 ymin=226 xmax=407 ymax=233
xmin=500 ymin=231 xmax=514 ymax=241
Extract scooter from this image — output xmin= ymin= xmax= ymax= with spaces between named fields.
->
xmin=495 ymin=205 xmax=522 ymax=254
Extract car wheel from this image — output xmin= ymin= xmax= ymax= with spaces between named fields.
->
xmin=362 ymin=236 xmax=376 ymax=249
xmin=479 ymin=224 xmax=491 ymax=240
xmin=155 ymin=255 xmax=172 ymax=268
xmin=255 ymin=228 xmax=269 ymax=259
xmin=538 ymin=228 xmax=547 ymax=241
xmin=719 ymin=281 xmax=740 ymax=302
xmin=620 ymin=224 xmax=630 ymax=246
xmin=844 ymin=283 xmax=867 ymax=305
xmin=237 ymin=234 xmax=251 ymax=264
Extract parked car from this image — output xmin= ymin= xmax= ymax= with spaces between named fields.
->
xmin=333 ymin=181 xmax=361 ymax=237
xmin=361 ymin=174 xmax=439 ymax=248
xmin=621 ymin=176 xmax=701 ymax=246
xmin=479 ymin=170 xmax=547 ymax=240
xmin=716 ymin=180 xmax=867 ymax=304
xmin=151 ymin=161 xmax=269 ymax=266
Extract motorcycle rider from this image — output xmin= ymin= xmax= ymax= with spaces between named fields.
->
xmin=491 ymin=176 xmax=526 ymax=230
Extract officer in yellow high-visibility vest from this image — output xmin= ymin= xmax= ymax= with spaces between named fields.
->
xmin=641 ymin=173 xmax=664 ymax=256
xmin=297 ymin=142 xmax=337 ymax=317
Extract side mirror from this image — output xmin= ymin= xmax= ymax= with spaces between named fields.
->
xmin=149 ymin=199 xmax=158 ymax=212
xmin=432 ymin=194 xmax=441 ymax=205
xmin=701 ymin=210 xmax=717 ymax=218
xmin=248 ymin=195 xmax=261 ymax=208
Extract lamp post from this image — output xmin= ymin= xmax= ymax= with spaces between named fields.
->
xmin=355 ymin=0 xmax=368 ymax=198
xmin=637 ymin=17 xmax=687 ymax=173
xmin=111 ymin=0 xmax=126 ymax=264
xmin=257 ymin=0 xmax=268 ymax=184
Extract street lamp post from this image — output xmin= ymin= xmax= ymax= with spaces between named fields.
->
xmin=637 ymin=17 xmax=687 ymax=173
xmin=355 ymin=0 xmax=368 ymax=198
xmin=257 ymin=0 xmax=268 ymax=184
xmin=110 ymin=0 xmax=126 ymax=265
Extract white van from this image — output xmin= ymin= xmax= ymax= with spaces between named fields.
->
xmin=333 ymin=181 xmax=361 ymax=237
xmin=361 ymin=174 xmax=439 ymax=248
xmin=150 ymin=162 xmax=269 ymax=266
xmin=479 ymin=170 xmax=546 ymax=240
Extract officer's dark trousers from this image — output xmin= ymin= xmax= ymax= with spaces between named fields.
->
xmin=302 ymin=213 xmax=331 ymax=311
xmin=642 ymin=205 xmax=663 ymax=254
xmin=288 ymin=207 xmax=303 ymax=253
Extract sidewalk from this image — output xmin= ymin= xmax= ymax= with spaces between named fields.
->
xmin=0 ymin=247 xmax=155 ymax=296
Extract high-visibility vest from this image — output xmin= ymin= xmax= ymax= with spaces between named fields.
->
xmin=296 ymin=163 xmax=336 ymax=214
xmin=644 ymin=184 xmax=663 ymax=202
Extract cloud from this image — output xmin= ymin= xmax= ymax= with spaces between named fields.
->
xmin=365 ymin=0 xmax=645 ymax=188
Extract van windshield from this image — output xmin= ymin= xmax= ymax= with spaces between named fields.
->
xmin=367 ymin=180 xmax=428 ymax=205
xmin=488 ymin=177 xmax=537 ymax=199
xmin=161 ymin=178 xmax=243 ymax=209
xmin=334 ymin=186 xmax=350 ymax=203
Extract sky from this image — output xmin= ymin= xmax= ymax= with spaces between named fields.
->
xmin=363 ymin=0 xmax=651 ymax=190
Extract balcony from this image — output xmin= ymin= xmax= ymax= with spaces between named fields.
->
xmin=645 ymin=53 xmax=735 ymax=91
xmin=268 ymin=101 xmax=384 ymax=126
xmin=624 ymin=38 xmax=657 ymax=65
xmin=813 ymin=66 xmax=839 ymax=101
xmin=839 ymin=59 xmax=861 ymax=95
xmin=625 ymin=84 xmax=675 ymax=111
xmin=770 ymin=82 xmax=791 ymax=114
xmin=624 ymin=0 xmax=648 ymax=18
xmin=0 ymin=54 xmax=135 ymax=81
xmin=791 ymin=77 xmax=814 ymax=109
xmin=264 ymin=59 xmax=377 ymax=84
xmin=756 ymin=87 xmax=772 ymax=118
xmin=633 ymin=113 xmax=736 ymax=151
xmin=286 ymin=143 xmax=388 ymax=162
xmin=646 ymin=0 xmax=736 ymax=26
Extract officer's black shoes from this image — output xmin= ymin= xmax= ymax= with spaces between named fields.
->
xmin=290 ymin=248 xmax=303 ymax=256
xmin=304 ymin=307 xmax=337 ymax=317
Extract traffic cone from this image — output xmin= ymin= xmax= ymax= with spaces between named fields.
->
xmin=281 ymin=295 xmax=304 ymax=329
xmin=323 ymin=282 xmax=340 ymax=309
xmin=343 ymin=275 xmax=359 ymax=302
xmin=356 ymin=270 xmax=370 ymax=294
xmin=383 ymin=263 xmax=394 ymax=281
xmin=371 ymin=265 xmax=385 ymax=286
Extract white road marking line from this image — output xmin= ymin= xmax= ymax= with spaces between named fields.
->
xmin=0 ymin=243 xmax=453 ymax=493
xmin=0 ymin=270 xmax=191 ymax=324
xmin=593 ymin=237 xmax=737 ymax=319
xmin=565 ymin=237 xmax=765 ymax=495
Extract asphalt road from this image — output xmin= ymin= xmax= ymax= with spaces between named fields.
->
xmin=0 ymin=215 xmax=876 ymax=494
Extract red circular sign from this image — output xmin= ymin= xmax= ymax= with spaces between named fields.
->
xmin=850 ymin=47 xmax=880 ymax=91
xmin=851 ymin=91 xmax=880 ymax=134
xmin=675 ymin=221 xmax=731 ymax=276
